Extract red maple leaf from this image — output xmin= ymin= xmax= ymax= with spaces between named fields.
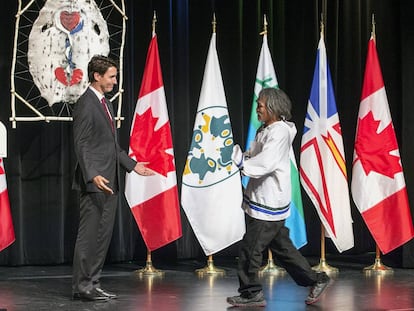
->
xmin=354 ymin=111 xmax=402 ymax=178
xmin=129 ymin=107 xmax=175 ymax=177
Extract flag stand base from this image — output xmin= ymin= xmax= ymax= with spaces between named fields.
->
xmin=312 ymin=258 xmax=339 ymax=275
xmin=196 ymin=255 xmax=225 ymax=276
xmin=363 ymin=246 xmax=393 ymax=275
xmin=135 ymin=250 xmax=165 ymax=277
xmin=259 ymin=249 xmax=286 ymax=276
xmin=259 ymin=258 xmax=286 ymax=276
xmin=363 ymin=258 xmax=393 ymax=275
xmin=313 ymin=226 xmax=339 ymax=275
xmin=135 ymin=261 xmax=165 ymax=277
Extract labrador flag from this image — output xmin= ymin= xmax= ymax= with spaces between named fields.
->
xmin=125 ymin=33 xmax=182 ymax=251
xmin=181 ymin=32 xmax=245 ymax=256
xmin=300 ymin=34 xmax=354 ymax=252
xmin=351 ymin=35 xmax=414 ymax=254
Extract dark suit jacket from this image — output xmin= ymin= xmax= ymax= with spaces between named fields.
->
xmin=72 ymin=87 xmax=136 ymax=193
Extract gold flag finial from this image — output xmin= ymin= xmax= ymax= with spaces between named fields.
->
xmin=260 ymin=14 xmax=268 ymax=36
xmin=320 ymin=13 xmax=325 ymax=38
xmin=152 ymin=11 xmax=157 ymax=35
xmin=212 ymin=13 xmax=216 ymax=33
xmin=371 ymin=13 xmax=376 ymax=41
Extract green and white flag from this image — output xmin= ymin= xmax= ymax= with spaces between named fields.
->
xmin=245 ymin=33 xmax=307 ymax=248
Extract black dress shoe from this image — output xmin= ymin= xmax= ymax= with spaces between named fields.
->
xmin=95 ymin=287 xmax=118 ymax=299
xmin=73 ymin=289 xmax=109 ymax=301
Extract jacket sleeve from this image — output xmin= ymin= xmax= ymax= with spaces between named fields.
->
xmin=118 ymin=146 xmax=136 ymax=173
xmin=72 ymin=97 xmax=100 ymax=183
xmin=242 ymin=128 xmax=290 ymax=178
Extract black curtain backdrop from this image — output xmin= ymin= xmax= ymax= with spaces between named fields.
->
xmin=1 ymin=0 xmax=414 ymax=267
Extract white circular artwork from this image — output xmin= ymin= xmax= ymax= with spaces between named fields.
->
xmin=27 ymin=0 xmax=110 ymax=106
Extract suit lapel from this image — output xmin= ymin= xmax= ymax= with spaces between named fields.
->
xmin=86 ymin=88 xmax=115 ymax=134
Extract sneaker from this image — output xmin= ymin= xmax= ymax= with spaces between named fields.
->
xmin=227 ymin=291 xmax=266 ymax=307
xmin=305 ymin=272 xmax=333 ymax=305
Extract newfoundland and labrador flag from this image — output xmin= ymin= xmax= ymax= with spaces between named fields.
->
xmin=245 ymin=33 xmax=307 ymax=249
xmin=181 ymin=32 xmax=245 ymax=256
xmin=0 ymin=158 xmax=15 ymax=252
xmin=351 ymin=36 xmax=414 ymax=254
xmin=300 ymin=34 xmax=354 ymax=252
xmin=125 ymin=33 xmax=182 ymax=251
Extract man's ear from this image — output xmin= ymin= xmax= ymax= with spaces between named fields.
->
xmin=93 ymin=72 xmax=101 ymax=82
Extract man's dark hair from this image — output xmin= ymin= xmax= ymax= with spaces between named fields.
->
xmin=88 ymin=55 xmax=118 ymax=82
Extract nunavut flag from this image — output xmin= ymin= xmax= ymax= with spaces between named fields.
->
xmin=181 ymin=31 xmax=245 ymax=256
xmin=300 ymin=34 xmax=354 ymax=252
xmin=0 ymin=158 xmax=15 ymax=252
xmin=351 ymin=36 xmax=414 ymax=254
xmin=125 ymin=33 xmax=182 ymax=251
xmin=245 ymin=32 xmax=307 ymax=249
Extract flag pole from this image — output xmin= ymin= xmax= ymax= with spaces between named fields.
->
xmin=135 ymin=249 xmax=164 ymax=277
xmin=312 ymin=224 xmax=338 ymax=274
xmin=193 ymin=12 xmax=226 ymax=278
xmin=133 ymin=12 xmax=164 ymax=278
xmin=259 ymin=13 xmax=268 ymax=35
xmin=255 ymin=14 xmax=286 ymax=276
xmin=195 ymin=14 xmax=225 ymax=277
xmin=371 ymin=13 xmax=376 ymax=42
xmin=194 ymin=14 xmax=225 ymax=277
xmin=212 ymin=12 xmax=216 ymax=33
xmin=360 ymin=14 xmax=392 ymax=276
xmin=152 ymin=10 xmax=157 ymax=35
xmin=310 ymin=15 xmax=338 ymax=275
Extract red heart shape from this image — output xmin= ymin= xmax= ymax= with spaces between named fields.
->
xmin=69 ymin=68 xmax=83 ymax=86
xmin=55 ymin=67 xmax=69 ymax=86
xmin=55 ymin=67 xmax=83 ymax=86
xmin=60 ymin=11 xmax=80 ymax=32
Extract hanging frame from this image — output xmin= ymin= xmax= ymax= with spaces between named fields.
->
xmin=10 ymin=0 xmax=127 ymax=128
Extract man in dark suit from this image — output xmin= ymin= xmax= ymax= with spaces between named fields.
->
xmin=71 ymin=55 xmax=153 ymax=301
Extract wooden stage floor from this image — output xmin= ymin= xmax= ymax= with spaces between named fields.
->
xmin=0 ymin=257 xmax=413 ymax=311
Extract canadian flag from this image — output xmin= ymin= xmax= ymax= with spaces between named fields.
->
xmin=351 ymin=36 xmax=414 ymax=254
xmin=125 ymin=33 xmax=182 ymax=251
xmin=0 ymin=158 xmax=15 ymax=252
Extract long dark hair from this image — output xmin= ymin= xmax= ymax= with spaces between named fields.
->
xmin=258 ymin=87 xmax=292 ymax=121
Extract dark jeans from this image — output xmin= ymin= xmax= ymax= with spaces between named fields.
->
xmin=237 ymin=214 xmax=317 ymax=297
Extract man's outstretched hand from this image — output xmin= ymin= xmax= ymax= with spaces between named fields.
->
xmin=134 ymin=162 xmax=156 ymax=176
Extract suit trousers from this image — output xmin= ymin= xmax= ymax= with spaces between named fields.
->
xmin=237 ymin=214 xmax=317 ymax=297
xmin=72 ymin=191 xmax=118 ymax=293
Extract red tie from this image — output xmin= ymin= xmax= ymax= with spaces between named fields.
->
xmin=101 ymin=97 xmax=114 ymax=132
